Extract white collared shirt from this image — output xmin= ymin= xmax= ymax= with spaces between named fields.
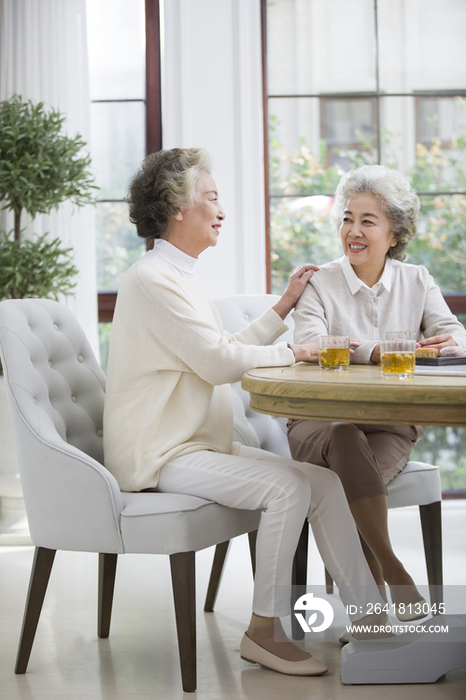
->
xmin=340 ymin=254 xmax=393 ymax=297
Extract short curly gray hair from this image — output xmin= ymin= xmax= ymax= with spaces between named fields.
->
xmin=331 ymin=165 xmax=420 ymax=261
xmin=128 ymin=147 xmax=212 ymax=240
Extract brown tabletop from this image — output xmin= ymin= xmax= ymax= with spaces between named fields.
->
xmin=241 ymin=363 xmax=466 ymax=427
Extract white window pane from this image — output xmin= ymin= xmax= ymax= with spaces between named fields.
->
xmin=417 ymin=96 xmax=466 ymax=146
xmin=408 ymin=195 xmax=466 ymax=293
xmin=267 ymin=0 xmax=376 ymax=95
xmin=87 ymin=0 xmax=145 ymax=100
xmin=96 ymin=202 xmax=145 ymax=292
xmin=270 ymin=195 xmax=340 ymax=295
xmin=90 ymin=101 xmax=145 ymax=200
xmin=378 ymin=96 xmax=416 ymax=175
xmin=322 ymin=98 xmax=377 ymax=168
xmin=379 ymin=0 xmax=466 ymax=92
xmin=378 ymin=95 xmax=466 ymax=192
xmin=269 ymin=96 xmax=378 ymax=193
xmin=269 ymin=97 xmax=320 ymax=194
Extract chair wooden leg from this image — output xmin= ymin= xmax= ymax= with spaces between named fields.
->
xmin=98 ymin=553 xmax=118 ymax=638
xmin=204 ymin=541 xmax=230 ymax=612
xmin=204 ymin=529 xmax=258 ymax=613
xmin=325 ymin=568 xmax=334 ymax=594
xmin=291 ymin=521 xmax=309 ymax=640
xmin=170 ymin=551 xmax=196 ymax=693
xmin=248 ymin=529 xmax=257 ymax=579
xmin=419 ymin=501 xmax=443 ymax=606
xmin=15 ymin=546 xmax=56 ymax=674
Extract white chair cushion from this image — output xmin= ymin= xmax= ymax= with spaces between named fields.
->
xmin=386 ymin=460 xmax=442 ymax=508
xmin=120 ymin=492 xmax=260 ymax=554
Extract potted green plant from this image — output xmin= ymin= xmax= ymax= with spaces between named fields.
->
xmin=0 ymin=94 xmax=97 ymax=543
xmin=0 ymin=94 xmax=97 ymax=301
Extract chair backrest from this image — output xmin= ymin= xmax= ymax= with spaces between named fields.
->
xmin=214 ymin=294 xmax=294 ymax=458
xmin=0 ymin=299 xmax=123 ymax=552
xmin=0 ymin=299 xmax=105 ymax=461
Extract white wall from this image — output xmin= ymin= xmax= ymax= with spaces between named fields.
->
xmin=162 ymin=0 xmax=267 ymax=300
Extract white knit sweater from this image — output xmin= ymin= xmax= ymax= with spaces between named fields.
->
xmin=103 ymin=243 xmax=294 ymax=492
xmin=293 ymin=256 xmax=466 ymax=364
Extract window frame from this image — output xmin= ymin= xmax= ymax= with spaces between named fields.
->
xmin=96 ymin=0 xmax=162 ymax=322
xmin=260 ymin=0 xmax=466 ymax=319
xmin=261 ymin=0 xmax=466 ymax=498
xmin=319 ymin=95 xmax=378 ymax=168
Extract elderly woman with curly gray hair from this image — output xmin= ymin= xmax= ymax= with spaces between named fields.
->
xmin=288 ymin=164 xmax=466 ymax=618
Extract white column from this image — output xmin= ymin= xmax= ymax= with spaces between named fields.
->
xmin=162 ymin=0 xmax=267 ymax=300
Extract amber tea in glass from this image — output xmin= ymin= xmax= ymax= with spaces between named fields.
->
xmin=380 ymin=351 xmax=416 ymax=376
xmin=318 ymin=336 xmax=350 ymax=371
xmin=380 ymin=335 xmax=416 ymax=379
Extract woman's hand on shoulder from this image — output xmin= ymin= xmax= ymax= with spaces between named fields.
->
xmin=272 ymin=264 xmax=319 ymax=320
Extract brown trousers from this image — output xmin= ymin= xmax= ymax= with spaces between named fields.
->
xmin=287 ymin=419 xmax=423 ymax=558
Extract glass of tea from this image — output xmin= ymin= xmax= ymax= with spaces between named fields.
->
xmin=318 ymin=335 xmax=351 ymax=371
xmin=380 ymin=332 xmax=416 ymax=379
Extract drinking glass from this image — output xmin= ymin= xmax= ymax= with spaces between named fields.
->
xmin=380 ymin=332 xmax=416 ymax=379
xmin=318 ymin=335 xmax=351 ymax=371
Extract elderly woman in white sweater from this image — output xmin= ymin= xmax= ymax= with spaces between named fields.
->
xmin=288 ymin=164 xmax=466 ymax=618
xmin=104 ymin=148 xmax=393 ymax=678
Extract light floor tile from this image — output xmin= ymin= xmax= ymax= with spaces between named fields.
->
xmin=0 ymin=502 xmax=465 ymax=699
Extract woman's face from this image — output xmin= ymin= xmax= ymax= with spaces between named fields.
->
xmin=340 ymin=192 xmax=396 ymax=281
xmin=177 ymin=171 xmax=226 ymax=257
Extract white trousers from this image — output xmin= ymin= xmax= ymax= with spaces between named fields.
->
xmin=157 ymin=445 xmax=385 ymax=618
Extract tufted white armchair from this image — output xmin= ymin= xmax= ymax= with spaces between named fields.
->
xmin=214 ymin=294 xmax=294 ymax=458
xmin=205 ymin=294 xmax=443 ymax=626
xmin=0 ymin=298 xmax=261 ymax=693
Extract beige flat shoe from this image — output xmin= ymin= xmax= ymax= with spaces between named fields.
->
xmin=240 ymin=633 xmax=328 ymax=676
xmin=339 ymin=631 xmax=355 ymax=644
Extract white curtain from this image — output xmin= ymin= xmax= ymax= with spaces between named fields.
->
xmin=0 ymin=0 xmax=99 ymax=357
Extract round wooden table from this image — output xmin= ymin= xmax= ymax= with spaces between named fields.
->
xmin=241 ymin=363 xmax=466 ymax=427
xmin=242 ymin=362 xmax=466 ymax=683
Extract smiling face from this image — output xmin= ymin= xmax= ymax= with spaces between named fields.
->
xmin=340 ymin=192 xmax=397 ymax=286
xmin=171 ymin=171 xmax=225 ymax=258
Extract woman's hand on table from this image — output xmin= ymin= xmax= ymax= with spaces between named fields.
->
xmin=418 ymin=334 xmax=459 ymax=354
xmin=289 ymin=343 xmax=320 ymax=363
xmin=371 ymin=334 xmax=463 ymax=363
xmin=371 ymin=340 xmax=417 ymax=364
xmin=370 ymin=344 xmax=381 ymax=364
xmin=290 ymin=339 xmax=361 ymax=364
xmin=272 ymin=264 xmax=319 ymax=321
